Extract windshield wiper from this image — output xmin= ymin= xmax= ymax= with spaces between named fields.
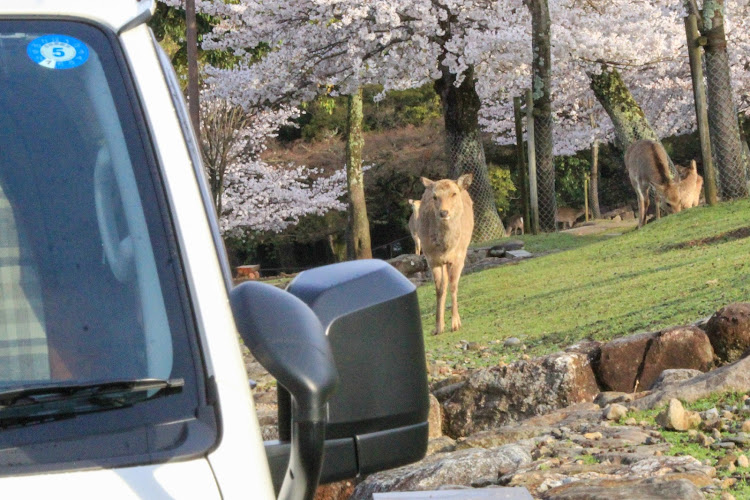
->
xmin=0 ymin=378 xmax=184 ymax=427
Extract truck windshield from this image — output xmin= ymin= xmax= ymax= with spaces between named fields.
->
xmin=0 ymin=20 xmax=211 ymax=470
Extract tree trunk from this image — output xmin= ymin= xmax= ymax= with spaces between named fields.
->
xmin=345 ymin=88 xmax=372 ymax=259
xmin=185 ymin=0 xmax=200 ymax=141
xmin=589 ymin=68 xmax=674 ymax=175
xmin=528 ymin=0 xmax=557 ymax=232
xmin=435 ymin=65 xmax=505 ymax=242
xmin=590 ymin=138 xmax=601 ymax=218
xmin=701 ymin=0 xmax=748 ymax=198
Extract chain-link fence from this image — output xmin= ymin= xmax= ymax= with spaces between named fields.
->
xmin=704 ymin=47 xmax=750 ymax=199
xmin=446 ymin=131 xmax=507 ymax=242
xmin=534 ymin=112 xmax=558 ymax=232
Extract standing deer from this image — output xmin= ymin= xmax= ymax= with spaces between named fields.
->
xmin=407 ymin=199 xmax=422 ymax=255
xmin=625 ymin=139 xmax=683 ymax=228
xmin=505 ymin=214 xmax=524 ymax=236
xmin=418 ymin=174 xmax=474 ymax=335
xmin=677 ymin=160 xmax=703 ymax=210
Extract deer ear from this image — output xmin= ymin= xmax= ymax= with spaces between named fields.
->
xmin=421 ymin=177 xmax=434 ymax=187
xmin=691 ymin=159 xmax=697 ymax=170
xmin=457 ymin=173 xmax=473 ymax=190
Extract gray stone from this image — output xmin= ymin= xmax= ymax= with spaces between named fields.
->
xmin=507 ymin=250 xmax=533 ymax=259
xmin=649 ymin=369 xmax=704 ymax=391
xmin=504 ymin=338 xmax=522 ymax=348
xmin=541 ymin=477 xmax=704 ymax=500
xmin=594 ymin=392 xmax=632 ymax=408
xmin=350 ymin=445 xmax=532 ymax=499
xmin=631 ymin=356 xmax=750 ymax=410
xmin=388 ymin=254 xmax=428 ymax=277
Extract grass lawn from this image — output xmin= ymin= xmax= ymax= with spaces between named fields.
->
xmin=418 ymin=198 xmax=750 ymax=370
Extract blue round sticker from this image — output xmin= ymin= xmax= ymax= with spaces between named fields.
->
xmin=27 ymin=34 xmax=89 ymax=70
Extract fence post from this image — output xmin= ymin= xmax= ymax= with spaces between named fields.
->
xmin=525 ymin=90 xmax=540 ymax=235
xmin=584 ymin=176 xmax=590 ymax=222
xmin=514 ymin=96 xmax=530 ymax=234
xmin=685 ymin=14 xmax=718 ymax=205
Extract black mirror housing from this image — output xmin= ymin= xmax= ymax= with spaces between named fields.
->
xmin=266 ymin=259 xmax=429 ymax=487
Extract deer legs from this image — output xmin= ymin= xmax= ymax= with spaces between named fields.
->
xmin=432 ymin=261 xmax=465 ymax=335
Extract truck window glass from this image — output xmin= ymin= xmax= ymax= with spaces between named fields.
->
xmin=0 ymin=20 xmax=212 ymax=471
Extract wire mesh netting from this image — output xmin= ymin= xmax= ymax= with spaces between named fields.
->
xmin=704 ymin=48 xmax=750 ymax=199
xmin=533 ymin=113 xmax=558 ymax=232
xmin=446 ymin=131 xmax=507 ymax=242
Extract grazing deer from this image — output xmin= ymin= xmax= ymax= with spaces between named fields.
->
xmin=407 ymin=199 xmax=422 ymax=255
xmin=418 ymin=174 xmax=475 ymax=335
xmin=506 ymin=214 xmax=524 ymax=236
xmin=555 ymin=207 xmax=586 ymax=230
xmin=677 ymin=160 xmax=703 ymax=210
xmin=625 ymin=139 xmax=683 ymax=228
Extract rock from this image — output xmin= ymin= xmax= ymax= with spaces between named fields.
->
xmin=742 ymin=420 xmax=750 ymax=433
xmin=428 ymin=393 xmax=442 ymax=438
xmin=720 ymin=493 xmax=737 ymax=500
xmin=631 ymin=356 xmax=750 ymax=410
xmin=738 ymin=454 xmax=749 ymax=468
xmin=507 ymin=250 xmax=533 ymax=259
xmin=603 ymin=404 xmax=629 ymax=421
xmin=656 ymin=399 xmax=701 ymax=431
xmin=349 ymin=445 xmax=532 ymax=499
xmin=440 ymin=352 xmax=599 ymax=437
xmin=387 ymin=254 xmax=428 ymax=277
xmin=541 ymin=477 xmax=705 ymax=500
xmin=584 ymin=432 xmax=603 ymax=440
xmin=649 ymin=369 xmax=704 ymax=391
xmin=594 ymin=333 xmax=648 ymax=393
xmin=594 ymin=392 xmax=632 ymax=408
xmin=425 ymin=436 xmax=456 ymax=456
xmin=487 ymin=240 xmax=524 ymax=257
xmin=504 ymin=337 xmax=522 ymax=348
xmin=597 ymin=327 xmax=713 ymax=393
xmin=705 ymin=303 xmax=750 ymax=363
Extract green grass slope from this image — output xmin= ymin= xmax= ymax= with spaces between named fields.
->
xmin=419 ymin=199 xmax=750 ymax=370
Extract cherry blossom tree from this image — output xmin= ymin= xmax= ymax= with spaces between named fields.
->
xmin=177 ymin=0 xmax=516 ymax=241
xmin=200 ymin=95 xmax=348 ymax=235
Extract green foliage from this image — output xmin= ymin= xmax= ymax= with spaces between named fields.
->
xmin=487 ymin=164 xmax=516 ymax=216
xmin=419 ymin=198 xmax=750 ymax=368
xmin=554 ymin=155 xmax=589 ymax=208
xmin=280 ymin=84 xmax=442 ymax=143
xmin=148 ymin=3 xmax=240 ymax=89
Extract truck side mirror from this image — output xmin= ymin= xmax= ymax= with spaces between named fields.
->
xmin=230 ymin=282 xmax=338 ymax=500
xmin=266 ymin=259 xmax=429 ymax=490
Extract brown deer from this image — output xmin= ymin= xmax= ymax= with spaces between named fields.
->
xmin=555 ymin=207 xmax=586 ymax=230
xmin=407 ymin=199 xmax=422 ymax=255
xmin=418 ymin=174 xmax=474 ymax=335
xmin=505 ymin=214 xmax=524 ymax=236
xmin=677 ymin=160 xmax=703 ymax=210
xmin=625 ymin=139 xmax=683 ymax=228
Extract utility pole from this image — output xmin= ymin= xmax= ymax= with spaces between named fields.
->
xmin=186 ymin=0 xmax=200 ymax=141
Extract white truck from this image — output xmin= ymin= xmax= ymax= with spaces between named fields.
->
xmin=0 ymin=2 xmax=429 ymax=498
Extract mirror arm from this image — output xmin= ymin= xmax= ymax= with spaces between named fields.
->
xmin=230 ymin=282 xmax=338 ymax=500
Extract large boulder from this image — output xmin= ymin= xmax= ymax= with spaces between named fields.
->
xmin=705 ymin=303 xmax=750 ymax=364
xmin=387 ymin=254 xmax=428 ymax=277
xmin=596 ymin=326 xmax=713 ymax=392
xmin=541 ymin=477 xmax=704 ymax=500
xmin=349 ymin=445 xmax=532 ymax=499
xmin=439 ymin=352 xmax=599 ymax=438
